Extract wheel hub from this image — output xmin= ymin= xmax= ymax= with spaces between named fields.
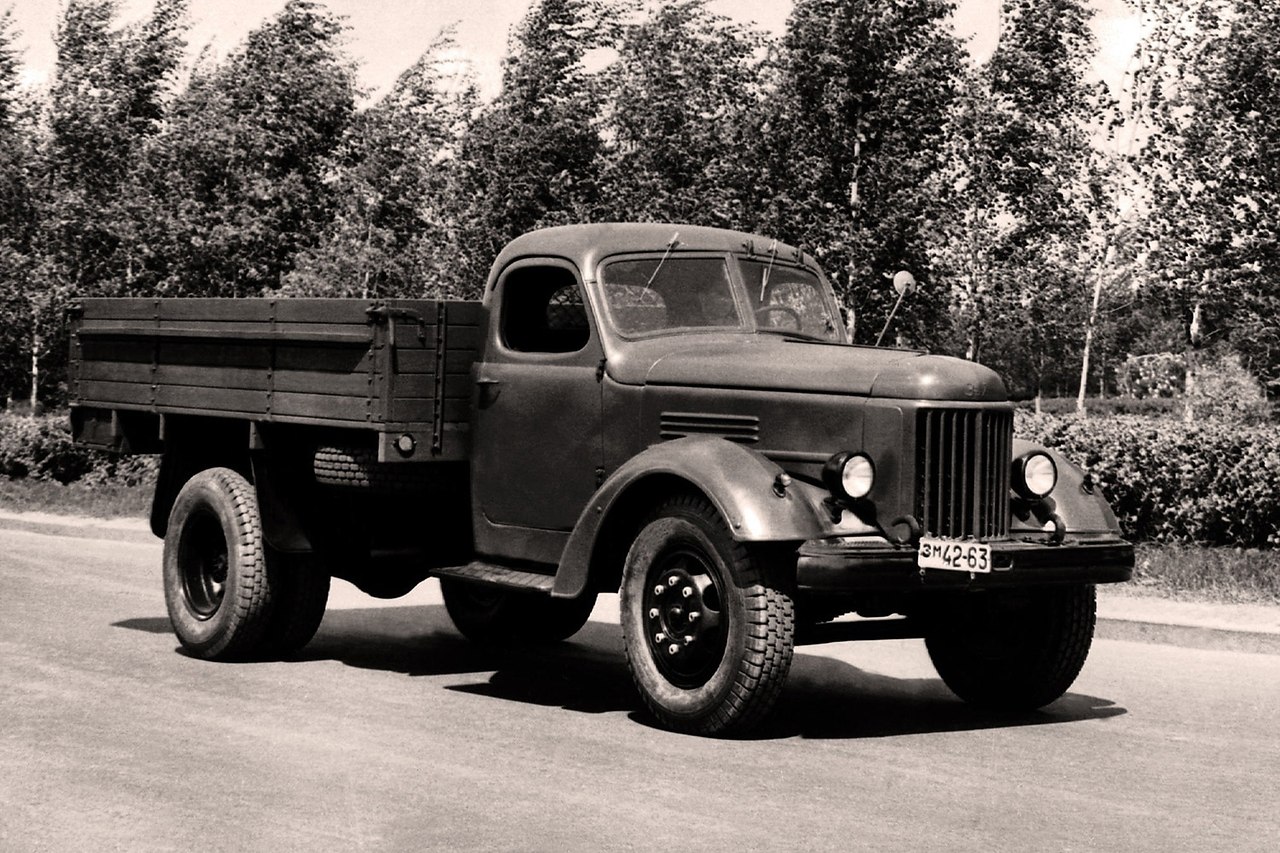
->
xmin=642 ymin=547 xmax=725 ymax=687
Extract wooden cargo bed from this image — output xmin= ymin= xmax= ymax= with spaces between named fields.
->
xmin=69 ymin=298 xmax=483 ymax=461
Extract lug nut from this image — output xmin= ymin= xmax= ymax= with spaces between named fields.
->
xmin=648 ymin=607 xmax=660 ymax=619
xmin=654 ymin=632 xmax=666 ymax=643
xmin=653 ymin=584 xmax=665 ymax=597
xmin=667 ymin=643 xmax=680 ymax=655
xmin=681 ymin=586 xmax=693 ymax=598
xmin=683 ymin=635 xmax=694 ymax=645
xmin=667 ymin=576 xmax=679 ymax=587
xmin=688 ymin=611 xmax=700 ymax=621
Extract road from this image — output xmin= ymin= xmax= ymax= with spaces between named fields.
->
xmin=1 ymin=522 xmax=1277 ymax=852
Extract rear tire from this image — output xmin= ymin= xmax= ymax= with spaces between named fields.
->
xmin=441 ymin=578 xmax=597 ymax=644
xmin=925 ymin=584 xmax=1096 ymax=711
xmin=620 ymin=494 xmax=796 ymax=736
xmin=261 ymin=553 xmax=329 ymax=655
xmin=163 ymin=468 xmax=274 ymax=660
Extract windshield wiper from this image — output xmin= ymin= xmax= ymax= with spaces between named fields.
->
xmin=755 ymin=327 xmax=832 ymax=343
xmin=645 ymin=232 xmax=680 ymax=288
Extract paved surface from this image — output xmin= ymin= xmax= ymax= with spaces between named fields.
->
xmin=2 ymin=515 xmax=1279 ymax=851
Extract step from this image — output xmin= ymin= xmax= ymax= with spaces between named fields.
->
xmin=433 ymin=561 xmax=556 ymax=594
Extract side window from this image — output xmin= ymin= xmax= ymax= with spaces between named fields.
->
xmin=500 ymin=266 xmax=590 ymax=354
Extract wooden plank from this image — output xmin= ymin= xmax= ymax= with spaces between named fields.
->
xmin=79 ymin=361 xmax=153 ymax=384
xmin=159 ymin=341 xmax=271 ymax=369
xmin=272 ymin=392 xmax=372 ymax=423
xmin=156 ymin=385 xmax=265 ymax=413
xmin=78 ymin=380 xmax=153 ymax=407
xmin=275 ymin=344 xmax=372 ymax=374
xmin=78 ymin=338 xmax=154 ymax=365
xmin=273 ymin=370 xmax=372 ymax=397
xmin=159 ymin=300 xmax=273 ymax=322
xmin=274 ymin=299 xmax=379 ymax=323
xmin=388 ymin=373 xmax=470 ymax=398
xmin=80 ymin=299 xmax=159 ymax=321
xmin=155 ymin=364 xmax=271 ymax=391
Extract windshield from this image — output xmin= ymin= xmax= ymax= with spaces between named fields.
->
xmin=742 ymin=260 xmax=844 ymax=342
xmin=601 ymin=257 xmax=746 ymax=336
xmin=599 ymin=253 xmax=845 ymax=342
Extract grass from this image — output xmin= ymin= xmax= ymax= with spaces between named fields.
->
xmin=0 ymin=477 xmax=152 ymax=521
xmin=1129 ymin=543 xmax=1280 ymax=605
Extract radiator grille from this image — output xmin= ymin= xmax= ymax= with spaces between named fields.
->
xmin=916 ymin=408 xmax=1012 ymax=539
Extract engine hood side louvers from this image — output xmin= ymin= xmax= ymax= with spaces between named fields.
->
xmin=660 ymin=412 xmax=760 ymax=444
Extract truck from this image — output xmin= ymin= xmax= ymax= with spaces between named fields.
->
xmin=69 ymin=223 xmax=1133 ymax=736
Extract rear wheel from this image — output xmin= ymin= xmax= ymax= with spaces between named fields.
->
xmin=620 ymin=494 xmax=796 ymax=736
xmin=440 ymin=578 xmax=597 ymax=644
xmin=261 ymin=553 xmax=329 ymax=656
xmin=163 ymin=468 xmax=274 ymax=660
xmin=925 ymin=584 xmax=1096 ymax=711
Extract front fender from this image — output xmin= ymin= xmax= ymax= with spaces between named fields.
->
xmin=1011 ymin=439 xmax=1122 ymax=536
xmin=552 ymin=437 xmax=870 ymax=598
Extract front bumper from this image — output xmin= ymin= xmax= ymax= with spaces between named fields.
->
xmin=796 ymin=535 xmax=1134 ymax=593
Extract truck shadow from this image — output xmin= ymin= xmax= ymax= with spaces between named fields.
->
xmin=115 ymin=605 xmax=1127 ymax=739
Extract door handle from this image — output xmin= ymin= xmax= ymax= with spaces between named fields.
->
xmin=475 ymin=376 xmax=502 ymax=408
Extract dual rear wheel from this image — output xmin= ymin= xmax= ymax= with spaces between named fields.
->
xmin=163 ymin=468 xmax=329 ymax=660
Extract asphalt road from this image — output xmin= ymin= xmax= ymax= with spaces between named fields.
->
xmin=2 ymin=523 xmax=1278 ymax=852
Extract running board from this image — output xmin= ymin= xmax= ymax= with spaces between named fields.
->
xmin=796 ymin=617 xmax=925 ymax=646
xmin=432 ymin=561 xmax=555 ymax=594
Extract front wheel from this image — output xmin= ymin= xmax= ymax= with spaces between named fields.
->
xmin=620 ymin=495 xmax=796 ymax=736
xmin=925 ymin=584 xmax=1097 ymax=711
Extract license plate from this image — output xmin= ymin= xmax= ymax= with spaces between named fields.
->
xmin=918 ymin=537 xmax=992 ymax=573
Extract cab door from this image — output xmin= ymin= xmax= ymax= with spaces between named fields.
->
xmin=470 ymin=259 xmax=603 ymax=555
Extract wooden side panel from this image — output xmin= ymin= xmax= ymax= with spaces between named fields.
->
xmin=71 ymin=297 xmax=485 ymax=448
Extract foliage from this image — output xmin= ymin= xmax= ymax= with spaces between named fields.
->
xmin=1017 ymin=411 xmax=1280 ymax=548
xmin=445 ymin=0 xmax=616 ymax=294
xmin=0 ymin=411 xmax=157 ymax=485
xmin=285 ymin=28 xmax=478 ymax=299
xmin=594 ymin=0 xmax=765 ymax=227
xmin=1132 ymin=0 xmax=1280 ymax=396
xmin=146 ymin=0 xmax=355 ymax=297
xmin=752 ymin=0 xmax=967 ymax=347
xmin=1014 ymin=396 xmax=1183 ymax=417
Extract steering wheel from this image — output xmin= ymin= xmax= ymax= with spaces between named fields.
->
xmin=755 ymin=304 xmax=802 ymax=330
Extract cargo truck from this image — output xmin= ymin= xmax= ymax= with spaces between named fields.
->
xmin=70 ymin=223 xmax=1133 ymax=735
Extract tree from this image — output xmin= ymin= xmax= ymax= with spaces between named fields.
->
xmin=594 ymin=0 xmax=766 ymax=227
xmin=148 ymin=0 xmax=355 ymax=297
xmin=753 ymin=0 xmax=968 ymax=348
xmin=0 ymin=8 xmax=39 ymax=405
xmin=1133 ymin=0 xmax=1280 ymax=402
xmin=927 ymin=1 xmax=1113 ymax=406
xmin=286 ymin=29 xmax=478 ymax=299
xmin=446 ymin=0 xmax=616 ymax=293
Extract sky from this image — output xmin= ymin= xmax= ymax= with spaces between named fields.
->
xmin=7 ymin=0 xmax=1141 ymax=100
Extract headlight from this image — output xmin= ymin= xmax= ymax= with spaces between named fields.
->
xmin=1013 ymin=452 xmax=1057 ymax=499
xmin=823 ymin=451 xmax=876 ymax=500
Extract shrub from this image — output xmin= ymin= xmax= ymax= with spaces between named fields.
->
xmin=1015 ymin=397 xmax=1183 ymax=418
xmin=0 ymin=412 xmax=157 ymax=486
xmin=1017 ymin=411 xmax=1280 ymax=548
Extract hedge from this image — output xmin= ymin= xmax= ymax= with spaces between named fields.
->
xmin=1017 ymin=412 xmax=1280 ymax=548
xmin=0 ymin=412 xmax=157 ymax=487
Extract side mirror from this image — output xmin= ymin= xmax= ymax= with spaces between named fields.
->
xmin=875 ymin=270 xmax=915 ymax=347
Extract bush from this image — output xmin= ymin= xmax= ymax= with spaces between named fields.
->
xmin=1015 ymin=397 xmax=1183 ymax=418
xmin=0 ymin=412 xmax=157 ymax=486
xmin=1017 ymin=411 xmax=1280 ymax=548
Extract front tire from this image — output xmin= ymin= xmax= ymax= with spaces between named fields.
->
xmin=620 ymin=494 xmax=796 ymax=736
xmin=925 ymin=584 xmax=1097 ymax=711
xmin=163 ymin=468 xmax=274 ymax=660
xmin=440 ymin=578 xmax=597 ymax=644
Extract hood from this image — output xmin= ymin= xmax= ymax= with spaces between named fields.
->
xmin=622 ymin=336 xmax=1007 ymax=402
